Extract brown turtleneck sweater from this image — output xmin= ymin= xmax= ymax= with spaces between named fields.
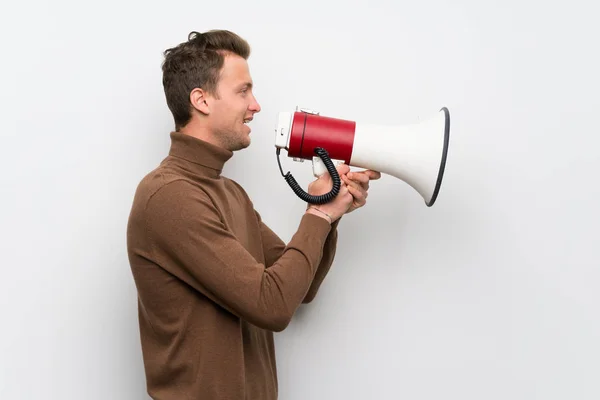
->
xmin=126 ymin=132 xmax=340 ymax=400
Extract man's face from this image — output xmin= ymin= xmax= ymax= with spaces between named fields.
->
xmin=206 ymin=53 xmax=261 ymax=151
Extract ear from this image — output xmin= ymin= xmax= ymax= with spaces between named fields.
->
xmin=190 ymin=88 xmax=210 ymax=115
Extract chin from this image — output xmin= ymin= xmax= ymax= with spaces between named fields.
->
xmin=229 ymin=138 xmax=251 ymax=152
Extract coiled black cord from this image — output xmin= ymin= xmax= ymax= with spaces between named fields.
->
xmin=276 ymin=147 xmax=341 ymax=204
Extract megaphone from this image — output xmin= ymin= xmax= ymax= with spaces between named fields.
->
xmin=274 ymin=107 xmax=450 ymax=207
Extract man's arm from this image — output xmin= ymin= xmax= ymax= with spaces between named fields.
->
xmin=255 ymin=211 xmax=341 ymax=303
xmin=302 ymin=218 xmax=340 ymax=303
xmin=143 ymin=180 xmax=333 ymax=332
xmin=254 ymin=167 xmax=381 ymax=304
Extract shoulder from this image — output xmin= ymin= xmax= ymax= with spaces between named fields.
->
xmin=131 ymin=168 xmax=214 ymax=215
xmin=222 ymin=176 xmax=245 ymax=192
xmin=222 ymin=176 xmax=254 ymax=203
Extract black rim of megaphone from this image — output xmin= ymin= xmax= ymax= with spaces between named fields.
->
xmin=426 ymin=107 xmax=450 ymax=207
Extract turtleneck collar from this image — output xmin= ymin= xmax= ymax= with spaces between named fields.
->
xmin=168 ymin=131 xmax=233 ymax=175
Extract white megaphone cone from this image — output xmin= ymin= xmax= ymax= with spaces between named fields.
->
xmin=274 ymin=107 xmax=450 ymax=207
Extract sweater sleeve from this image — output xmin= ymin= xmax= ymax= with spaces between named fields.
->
xmin=144 ymin=180 xmax=332 ymax=332
xmin=255 ymin=211 xmax=341 ymax=304
xmin=302 ymin=218 xmax=341 ymax=303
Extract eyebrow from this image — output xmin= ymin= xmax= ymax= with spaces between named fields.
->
xmin=239 ymin=82 xmax=253 ymax=90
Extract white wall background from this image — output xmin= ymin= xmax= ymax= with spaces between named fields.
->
xmin=2 ymin=0 xmax=599 ymax=399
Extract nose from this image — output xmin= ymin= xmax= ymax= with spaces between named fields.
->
xmin=250 ymin=94 xmax=261 ymax=113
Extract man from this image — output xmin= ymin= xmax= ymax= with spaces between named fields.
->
xmin=126 ymin=29 xmax=380 ymax=400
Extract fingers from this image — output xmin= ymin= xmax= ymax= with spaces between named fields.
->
xmin=342 ymin=174 xmax=367 ymax=202
xmin=347 ymin=171 xmax=370 ymax=185
xmin=315 ymin=164 xmax=349 ymax=183
xmin=339 ymin=182 xmax=350 ymax=196
xmin=336 ymin=163 xmax=350 ymax=176
xmin=336 ymin=181 xmax=352 ymax=206
xmin=345 ymin=172 xmax=370 ymax=193
xmin=346 ymin=182 xmax=367 ymax=205
xmin=311 ymin=165 xmax=377 ymax=200
xmin=342 ymin=174 xmax=363 ymax=191
xmin=348 ymin=170 xmax=381 ymax=182
xmin=365 ymin=170 xmax=382 ymax=180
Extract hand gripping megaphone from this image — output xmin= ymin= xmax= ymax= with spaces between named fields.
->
xmin=274 ymin=107 xmax=450 ymax=207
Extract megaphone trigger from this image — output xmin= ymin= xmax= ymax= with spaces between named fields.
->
xmin=312 ymin=156 xmax=346 ymax=178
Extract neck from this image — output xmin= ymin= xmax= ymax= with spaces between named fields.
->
xmin=178 ymin=117 xmax=223 ymax=149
